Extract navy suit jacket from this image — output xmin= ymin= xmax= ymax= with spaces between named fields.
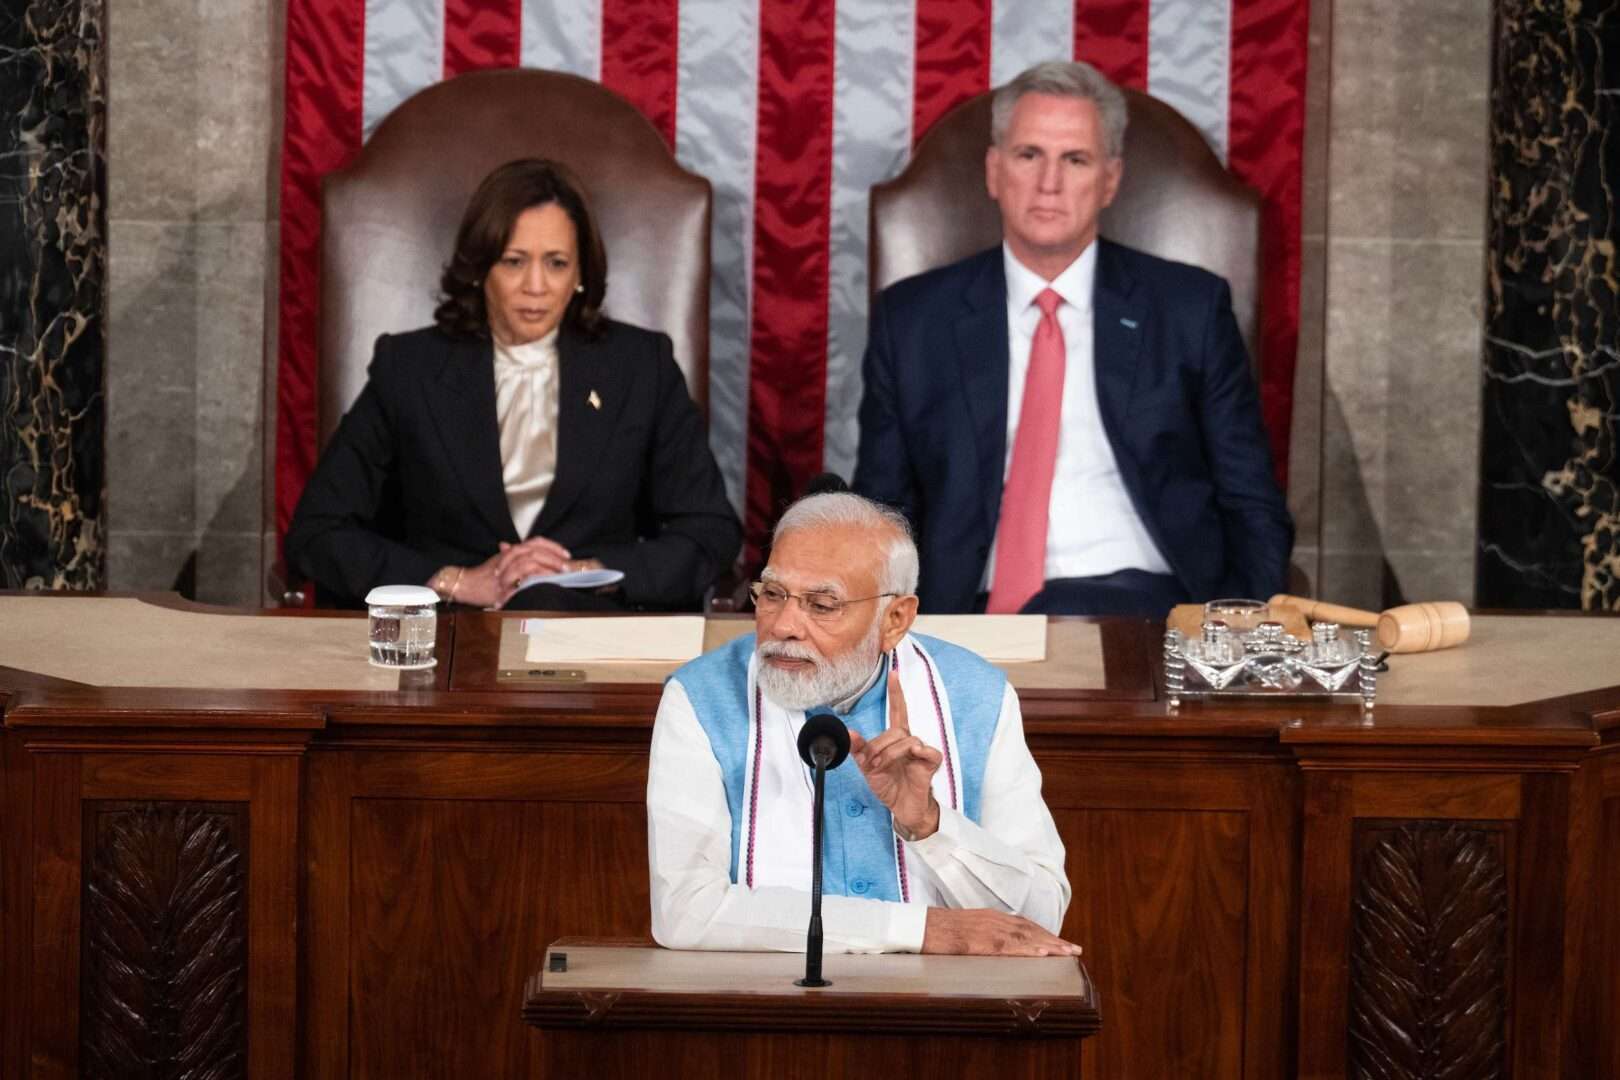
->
xmin=852 ymin=241 xmax=1292 ymax=613
xmin=286 ymin=322 xmax=740 ymax=609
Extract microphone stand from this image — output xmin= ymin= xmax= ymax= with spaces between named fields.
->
xmin=793 ymin=711 xmax=846 ymax=988
xmin=796 ymin=749 xmax=832 ymax=988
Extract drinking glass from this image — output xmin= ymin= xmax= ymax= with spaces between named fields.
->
xmin=365 ymin=585 xmax=439 ymax=669
xmin=1202 ymin=598 xmax=1269 ymax=634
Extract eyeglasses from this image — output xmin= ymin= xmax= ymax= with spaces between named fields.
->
xmin=748 ymin=581 xmax=897 ymax=622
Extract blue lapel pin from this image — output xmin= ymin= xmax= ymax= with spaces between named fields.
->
xmin=1120 ymin=318 xmax=1139 ymax=329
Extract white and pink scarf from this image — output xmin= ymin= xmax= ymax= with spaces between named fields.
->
xmin=739 ymin=633 xmax=965 ymax=904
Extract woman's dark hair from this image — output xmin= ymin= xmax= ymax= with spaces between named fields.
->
xmin=433 ymin=158 xmax=609 ymax=340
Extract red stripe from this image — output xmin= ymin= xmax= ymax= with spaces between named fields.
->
xmin=895 ymin=837 xmax=910 ymax=902
xmin=442 ymin=0 xmax=520 ymax=76
xmin=600 ymin=0 xmax=680 ymax=148
xmin=889 ymin=655 xmax=911 ymax=905
xmin=1228 ymin=0 xmax=1309 ymax=487
xmin=276 ymin=0 xmax=367 ymax=541
xmin=1073 ymin=0 xmax=1150 ymax=90
xmin=912 ymin=0 xmax=992 ymax=145
xmin=743 ymin=0 xmax=837 ymax=564
xmin=747 ymin=685 xmax=764 ymax=888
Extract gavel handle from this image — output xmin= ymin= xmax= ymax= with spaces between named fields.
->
xmin=1267 ymin=594 xmax=1380 ymax=628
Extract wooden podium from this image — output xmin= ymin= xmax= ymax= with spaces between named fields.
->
xmin=523 ymin=939 xmax=1100 ymax=1078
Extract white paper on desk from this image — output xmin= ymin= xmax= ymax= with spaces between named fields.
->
xmin=911 ymin=615 xmax=1047 ymax=662
xmin=521 ymin=616 xmax=706 ymax=663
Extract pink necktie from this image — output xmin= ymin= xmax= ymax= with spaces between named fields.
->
xmin=987 ymin=288 xmax=1065 ymax=614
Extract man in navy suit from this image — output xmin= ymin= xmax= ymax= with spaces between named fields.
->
xmin=853 ymin=60 xmax=1292 ymax=616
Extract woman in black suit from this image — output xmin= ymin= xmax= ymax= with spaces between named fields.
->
xmin=285 ymin=159 xmax=741 ymax=610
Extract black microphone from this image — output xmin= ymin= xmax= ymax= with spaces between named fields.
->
xmin=797 ymin=711 xmax=851 ymax=770
xmin=794 ymin=711 xmax=850 ymax=988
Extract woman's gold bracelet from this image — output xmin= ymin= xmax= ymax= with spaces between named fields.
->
xmin=434 ymin=566 xmax=465 ymax=603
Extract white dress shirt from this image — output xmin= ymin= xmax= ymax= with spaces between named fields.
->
xmin=983 ymin=243 xmax=1173 ymax=591
xmin=646 ymin=673 xmax=1070 ymax=953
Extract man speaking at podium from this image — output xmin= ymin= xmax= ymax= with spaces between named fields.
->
xmin=647 ymin=492 xmax=1077 ymax=955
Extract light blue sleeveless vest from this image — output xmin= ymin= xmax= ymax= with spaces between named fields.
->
xmin=670 ymin=632 xmax=1006 ymax=903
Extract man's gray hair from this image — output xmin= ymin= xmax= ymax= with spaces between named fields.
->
xmin=991 ymin=60 xmax=1128 ymax=159
xmin=772 ymin=492 xmax=920 ymax=597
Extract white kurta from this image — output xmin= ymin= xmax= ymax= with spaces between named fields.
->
xmin=645 ymin=670 xmax=1070 ymax=954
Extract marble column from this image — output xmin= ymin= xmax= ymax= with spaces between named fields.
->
xmin=0 ymin=0 xmax=107 ymax=589
xmin=103 ymin=0 xmax=278 ymax=606
xmin=1294 ymin=0 xmax=1492 ymax=613
xmin=1478 ymin=2 xmax=1619 ymax=609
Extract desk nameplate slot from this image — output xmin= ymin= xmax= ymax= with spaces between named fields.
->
xmin=498 ymin=667 xmax=588 ymax=683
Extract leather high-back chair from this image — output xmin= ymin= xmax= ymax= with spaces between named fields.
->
xmin=870 ymin=89 xmax=1263 ymax=371
xmin=319 ymin=68 xmax=713 ymax=445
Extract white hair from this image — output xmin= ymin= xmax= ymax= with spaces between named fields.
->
xmin=771 ymin=492 xmax=920 ymax=597
xmin=991 ymin=60 xmax=1128 ymax=159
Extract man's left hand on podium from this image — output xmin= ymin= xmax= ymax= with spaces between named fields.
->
xmin=921 ymin=908 xmax=1083 ymax=957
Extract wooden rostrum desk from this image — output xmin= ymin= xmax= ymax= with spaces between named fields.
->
xmin=522 ymin=938 xmax=1100 ymax=1077
xmin=2 ymin=594 xmax=1618 ymax=1079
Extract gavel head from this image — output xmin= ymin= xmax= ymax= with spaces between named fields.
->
xmin=1375 ymin=602 xmax=1470 ymax=653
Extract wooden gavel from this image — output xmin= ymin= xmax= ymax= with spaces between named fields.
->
xmin=1267 ymin=595 xmax=1470 ymax=654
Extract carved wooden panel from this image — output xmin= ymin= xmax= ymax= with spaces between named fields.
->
xmin=1348 ymin=821 xmax=1509 ymax=1080
xmin=80 ymin=801 xmax=248 ymax=1080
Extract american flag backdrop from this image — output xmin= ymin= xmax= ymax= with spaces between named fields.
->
xmin=277 ymin=0 xmax=1308 ymax=559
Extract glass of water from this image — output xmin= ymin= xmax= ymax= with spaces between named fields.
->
xmin=1203 ymin=598 xmax=1270 ymax=634
xmin=365 ymin=585 xmax=440 ymax=669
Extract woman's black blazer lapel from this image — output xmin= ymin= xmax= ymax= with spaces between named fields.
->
xmin=427 ymin=335 xmax=521 ymax=543
xmin=530 ymin=326 xmax=631 ymax=538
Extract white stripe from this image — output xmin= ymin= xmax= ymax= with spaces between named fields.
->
xmin=902 ymin=642 xmax=963 ymax=813
xmin=676 ymin=0 xmax=760 ymax=513
xmin=990 ymin=0 xmax=1073 ymax=87
xmin=520 ymin=0 xmax=602 ymax=79
xmin=361 ymin=0 xmax=443 ymax=138
xmin=823 ymin=0 xmax=915 ymax=481
xmin=1147 ymin=0 xmax=1231 ymax=163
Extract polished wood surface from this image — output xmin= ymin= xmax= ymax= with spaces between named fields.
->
xmin=3 ymin=597 xmax=1618 ymax=1079
xmin=526 ymin=939 xmax=1097 ymax=1031
xmin=522 ymin=940 xmax=1098 ymax=1079
xmin=536 ymin=1026 xmax=1089 ymax=1079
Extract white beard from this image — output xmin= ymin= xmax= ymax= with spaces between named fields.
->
xmin=755 ymin=617 xmax=883 ymax=712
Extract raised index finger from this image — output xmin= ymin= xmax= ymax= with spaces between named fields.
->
xmin=886 ymin=666 xmax=910 ymax=735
